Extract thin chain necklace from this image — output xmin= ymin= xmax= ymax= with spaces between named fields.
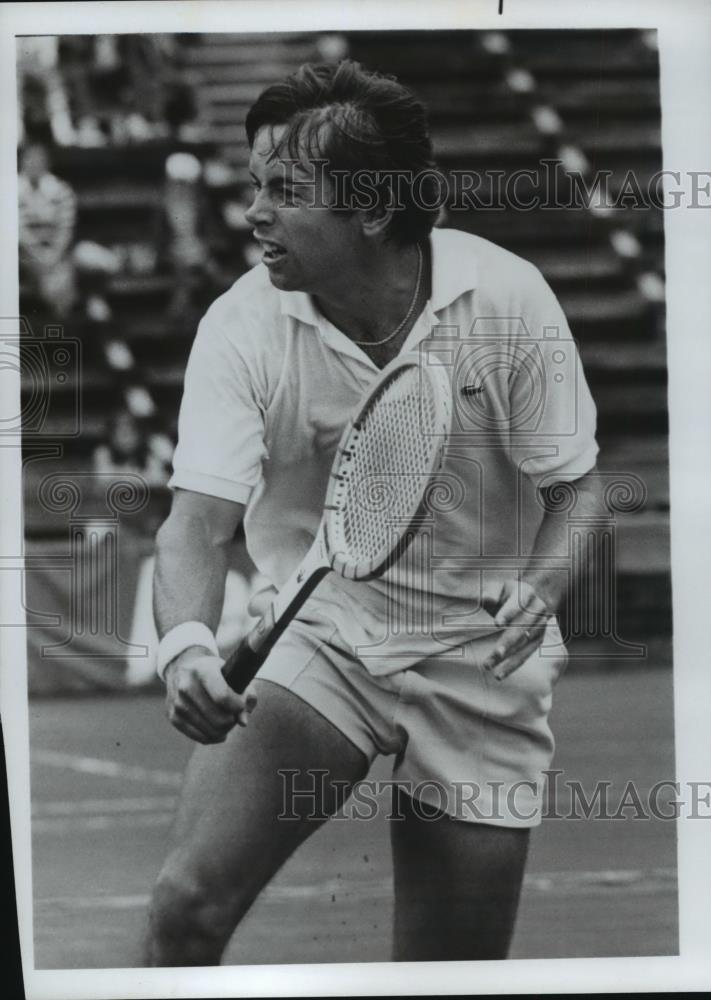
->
xmin=354 ymin=243 xmax=424 ymax=348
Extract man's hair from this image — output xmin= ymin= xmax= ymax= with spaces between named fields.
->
xmin=246 ymin=60 xmax=442 ymax=245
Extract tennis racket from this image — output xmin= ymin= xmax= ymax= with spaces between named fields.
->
xmin=222 ymin=352 xmax=452 ymax=694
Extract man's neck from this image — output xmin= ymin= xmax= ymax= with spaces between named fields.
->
xmin=313 ymin=240 xmax=430 ymax=351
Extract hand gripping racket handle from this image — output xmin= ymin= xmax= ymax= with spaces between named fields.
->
xmin=221 ymin=561 xmax=330 ymax=694
xmin=221 ymin=615 xmax=278 ymax=695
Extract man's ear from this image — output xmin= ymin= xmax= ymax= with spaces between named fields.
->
xmin=359 ymin=205 xmax=393 ymax=240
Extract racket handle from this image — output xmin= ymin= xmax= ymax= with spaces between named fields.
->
xmin=221 ymin=565 xmax=331 ymax=694
xmin=221 ymin=631 xmax=265 ymax=694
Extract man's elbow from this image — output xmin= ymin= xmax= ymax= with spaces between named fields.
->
xmin=154 ymin=511 xmax=180 ymax=554
xmin=156 ymin=492 xmax=244 ymax=554
xmin=571 ymin=467 xmax=610 ymax=518
xmin=540 ymin=468 xmax=608 ymax=519
xmin=154 ymin=510 xmax=194 ymax=566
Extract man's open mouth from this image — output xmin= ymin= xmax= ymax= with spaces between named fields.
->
xmin=258 ymin=239 xmax=287 ymax=263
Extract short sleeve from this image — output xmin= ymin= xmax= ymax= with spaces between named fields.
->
xmin=168 ymin=315 xmax=266 ymax=504
xmin=508 ymin=272 xmax=599 ymax=485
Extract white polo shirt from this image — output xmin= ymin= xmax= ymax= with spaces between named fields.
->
xmin=169 ymin=227 xmax=598 ymax=674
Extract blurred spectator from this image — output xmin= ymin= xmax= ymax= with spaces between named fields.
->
xmin=18 ymin=140 xmax=122 ymax=321
xmin=164 ymin=151 xmax=226 ymax=316
xmin=87 ymin=36 xmax=157 ymax=146
xmin=57 ymin=36 xmax=110 ymax=147
xmin=80 ymin=35 xmax=166 ymax=145
xmin=91 ymin=402 xmax=175 ymax=689
xmin=19 ymin=32 xmax=207 ymax=152
xmin=17 ymin=36 xmax=76 ymax=146
xmin=120 ymin=35 xmax=176 ymax=139
xmin=163 ymin=70 xmax=207 ymax=144
xmin=18 ymin=142 xmax=77 ymax=317
xmin=53 ymin=34 xmax=188 ymax=148
xmin=146 ymin=34 xmax=208 ymax=143
xmin=92 ymin=410 xmax=173 ymax=487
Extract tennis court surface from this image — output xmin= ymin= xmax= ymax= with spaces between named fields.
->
xmin=29 ymin=644 xmax=677 ymax=968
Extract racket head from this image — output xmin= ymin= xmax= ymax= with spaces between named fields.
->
xmin=323 ymin=353 xmax=452 ymax=581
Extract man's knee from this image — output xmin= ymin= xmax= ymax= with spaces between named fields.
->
xmin=149 ymin=851 xmax=251 ymax=948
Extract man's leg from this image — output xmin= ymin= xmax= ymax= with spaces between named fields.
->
xmin=143 ymin=678 xmax=369 ymax=966
xmin=389 ymin=788 xmax=530 ymax=961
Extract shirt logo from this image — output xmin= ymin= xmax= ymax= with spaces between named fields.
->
xmin=460 ymin=383 xmax=485 ymax=396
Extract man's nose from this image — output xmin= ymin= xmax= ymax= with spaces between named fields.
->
xmin=244 ymin=188 xmax=274 ymax=228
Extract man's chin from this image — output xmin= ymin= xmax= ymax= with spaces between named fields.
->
xmin=264 ymin=266 xmax=301 ymax=292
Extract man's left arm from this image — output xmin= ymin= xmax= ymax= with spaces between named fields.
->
xmin=481 ymin=468 xmax=609 ymax=680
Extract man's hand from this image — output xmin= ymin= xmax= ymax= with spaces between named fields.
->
xmin=164 ymin=646 xmax=258 ymax=744
xmin=247 ymin=584 xmax=278 ymax=618
xmin=481 ymin=579 xmax=553 ymax=681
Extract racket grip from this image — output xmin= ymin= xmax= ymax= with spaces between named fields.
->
xmin=221 ymin=564 xmax=330 ymax=694
xmin=221 ymin=632 xmax=265 ymax=694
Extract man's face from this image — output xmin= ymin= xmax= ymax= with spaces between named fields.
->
xmin=245 ymin=125 xmax=361 ymax=294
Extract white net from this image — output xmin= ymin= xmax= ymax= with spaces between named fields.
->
xmin=330 ymin=365 xmax=445 ymax=567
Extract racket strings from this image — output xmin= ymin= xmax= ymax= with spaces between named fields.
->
xmin=334 ymin=368 xmax=442 ymax=563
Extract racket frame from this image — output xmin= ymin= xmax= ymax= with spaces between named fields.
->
xmin=323 ymin=354 xmax=452 ymax=580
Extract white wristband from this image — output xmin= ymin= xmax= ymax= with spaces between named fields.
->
xmin=156 ymin=621 xmax=220 ymax=682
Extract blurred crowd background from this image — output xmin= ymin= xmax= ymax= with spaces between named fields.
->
xmin=16 ymin=30 xmax=669 ymax=692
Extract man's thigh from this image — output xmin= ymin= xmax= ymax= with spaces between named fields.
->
xmin=390 ymin=789 xmax=530 ymax=961
xmin=168 ymin=678 xmax=370 ymax=891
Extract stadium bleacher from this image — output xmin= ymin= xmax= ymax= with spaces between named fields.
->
xmin=20 ymin=30 xmax=670 ymax=682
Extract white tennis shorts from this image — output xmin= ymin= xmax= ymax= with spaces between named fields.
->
xmin=256 ymin=611 xmax=569 ymax=828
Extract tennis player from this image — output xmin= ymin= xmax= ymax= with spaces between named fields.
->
xmin=143 ymin=60 xmax=606 ymax=965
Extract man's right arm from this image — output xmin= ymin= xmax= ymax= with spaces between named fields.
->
xmin=154 ymin=487 xmax=255 ymax=744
